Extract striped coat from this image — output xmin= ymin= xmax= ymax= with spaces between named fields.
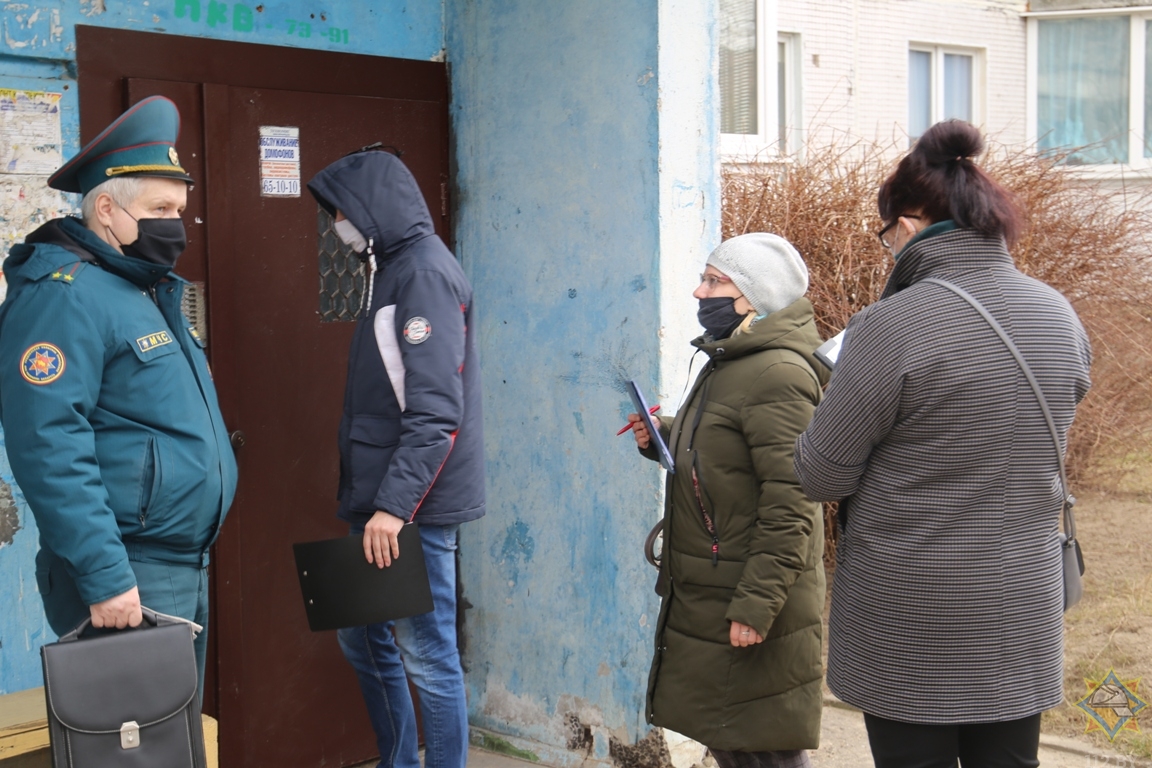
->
xmin=793 ymin=226 xmax=1091 ymax=724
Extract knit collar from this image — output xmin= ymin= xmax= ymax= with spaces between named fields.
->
xmin=881 ymin=226 xmax=1015 ymax=300
xmin=893 ymin=219 xmax=957 ymax=262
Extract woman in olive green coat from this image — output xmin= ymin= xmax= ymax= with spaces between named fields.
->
xmin=630 ymin=233 xmax=827 ymax=768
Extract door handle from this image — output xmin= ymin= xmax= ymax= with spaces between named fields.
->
xmin=230 ymin=430 xmax=247 ymax=449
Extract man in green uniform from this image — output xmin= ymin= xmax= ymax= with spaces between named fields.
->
xmin=0 ymin=96 xmax=237 ymax=695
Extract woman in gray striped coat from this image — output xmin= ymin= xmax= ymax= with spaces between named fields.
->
xmin=793 ymin=120 xmax=1091 ymax=768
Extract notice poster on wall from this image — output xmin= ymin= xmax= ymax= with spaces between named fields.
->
xmin=0 ymin=90 xmax=63 ymax=175
xmin=259 ymin=126 xmax=301 ymax=197
xmin=1 ymin=90 xmax=72 ymax=304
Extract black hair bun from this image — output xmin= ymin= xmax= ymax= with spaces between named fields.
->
xmin=915 ymin=119 xmax=984 ymax=166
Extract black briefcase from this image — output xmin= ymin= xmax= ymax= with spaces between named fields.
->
xmin=40 ymin=607 xmax=206 ymax=768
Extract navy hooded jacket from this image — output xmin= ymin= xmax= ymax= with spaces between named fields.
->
xmin=308 ymin=152 xmax=485 ymax=527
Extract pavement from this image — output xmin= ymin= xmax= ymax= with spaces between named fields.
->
xmin=351 ymin=699 xmax=1147 ymax=768
xmin=811 ymin=699 xmax=1146 ymax=768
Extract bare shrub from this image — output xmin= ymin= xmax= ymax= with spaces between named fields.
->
xmin=723 ymin=140 xmax=1152 ymax=519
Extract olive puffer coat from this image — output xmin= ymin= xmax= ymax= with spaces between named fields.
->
xmin=640 ymin=298 xmax=828 ymax=751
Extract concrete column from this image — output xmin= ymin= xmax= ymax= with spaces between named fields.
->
xmin=447 ymin=1 xmax=718 ymax=765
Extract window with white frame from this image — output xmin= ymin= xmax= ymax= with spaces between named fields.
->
xmin=778 ymin=32 xmax=802 ymax=154
xmin=1029 ymin=12 xmax=1152 ymax=166
xmin=908 ymin=45 xmax=983 ymax=143
xmin=719 ymin=0 xmax=799 ymax=157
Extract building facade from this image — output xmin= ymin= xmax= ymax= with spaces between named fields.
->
xmin=723 ymin=0 xmax=1152 ymax=185
xmin=0 ymin=2 xmax=719 ymax=766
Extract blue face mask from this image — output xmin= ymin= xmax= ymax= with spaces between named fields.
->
xmin=697 ymin=297 xmax=744 ymax=340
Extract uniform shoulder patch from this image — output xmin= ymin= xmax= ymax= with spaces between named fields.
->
xmin=20 ymin=343 xmax=66 ymax=385
xmin=47 ymin=262 xmax=84 ymax=284
xmin=403 ymin=317 xmax=431 ymax=345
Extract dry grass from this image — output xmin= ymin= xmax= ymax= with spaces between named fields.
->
xmin=723 ymin=140 xmax=1152 ymax=491
xmin=1046 ymin=488 xmax=1152 ymax=761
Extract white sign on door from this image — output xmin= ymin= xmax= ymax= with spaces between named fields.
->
xmin=259 ymin=126 xmax=301 ymax=197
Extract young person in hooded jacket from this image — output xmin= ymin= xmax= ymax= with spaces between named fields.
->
xmin=307 ymin=148 xmax=485 ymax=768
xmin=793 ymin=120 xmax=1092 ymax=768
xmin=629 ymin=233 xmax=828 ymax=768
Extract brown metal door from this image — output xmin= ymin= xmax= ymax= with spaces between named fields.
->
xmin=205 ymin=84 xmax=447 ymax=768
xmin=77 ymin=28 xmax=450 ymax=768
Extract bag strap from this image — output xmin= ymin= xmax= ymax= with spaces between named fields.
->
xmin=921 ymin=278 xmax=1076 ymax=541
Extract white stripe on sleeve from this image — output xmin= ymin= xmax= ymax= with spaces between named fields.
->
xmin=374 ymin=304 xmax=407 ymax=411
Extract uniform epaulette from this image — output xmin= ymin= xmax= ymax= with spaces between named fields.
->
xmin=45 ymin=262 xmax=87 ymax=285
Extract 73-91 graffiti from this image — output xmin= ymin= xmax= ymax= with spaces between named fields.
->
xmin=172 ymin=2 xmax=351 ymax=45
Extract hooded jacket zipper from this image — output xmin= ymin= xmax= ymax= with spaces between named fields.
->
xmin=686 ymin=363 xmax=720 ymax=565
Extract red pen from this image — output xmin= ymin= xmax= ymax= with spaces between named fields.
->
xmin=617 ymin=405 xmax=661 ymax=436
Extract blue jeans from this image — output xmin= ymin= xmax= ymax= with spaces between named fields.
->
xmin=35 ymin=547 xmax=210 ymax=697
xmin=338 ymin=523 xmax=467 ymax=768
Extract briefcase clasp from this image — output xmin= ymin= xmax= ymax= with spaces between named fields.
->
xmin=120 ymin=721 xmax=140 ymax=750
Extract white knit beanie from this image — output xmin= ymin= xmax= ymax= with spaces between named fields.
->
xmin=705 ymin=232 xmax=809 ymax=316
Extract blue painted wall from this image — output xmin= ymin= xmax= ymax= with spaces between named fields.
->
xmin=447 ymin=1 xmax=668 ymax=758
xmin=0 ymin=8 xmax=722 ymax=753
xmin=0 ymin=1 xmax=442 ymax=61
xmin=0 ymin=0 xmax=444 ymax=696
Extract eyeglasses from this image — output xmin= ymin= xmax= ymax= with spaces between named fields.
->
xmin=876 ymin=221 xmax=899 ymax=250
xmin=876 ymin=215 xmax=921 ymax=249
xmin=698 ymin=273 xmax=732 ymax=290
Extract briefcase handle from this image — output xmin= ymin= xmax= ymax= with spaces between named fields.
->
xmin=59 ymin=606 xmax=204 ymax=643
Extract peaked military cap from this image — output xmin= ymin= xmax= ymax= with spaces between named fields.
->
xmin=48 ymin=96 xmax=194 ymax=195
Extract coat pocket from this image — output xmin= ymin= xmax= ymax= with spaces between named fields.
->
xmin=126 ymin=332 xmax=181 ymax=363
xmin=347 ymin=416 xmax=400 ymax=512
xmin=137 ymin=436 xmax=163 ymax=527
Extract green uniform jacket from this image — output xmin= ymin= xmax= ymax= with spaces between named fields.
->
xmin=642 ymin=299 xmax=828 ymax=751
xmin=0 ymin=218 xmax=238 ymax=606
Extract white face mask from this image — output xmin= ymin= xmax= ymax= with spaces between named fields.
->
xmin=333 ymin=218 xmax=368 ymax=253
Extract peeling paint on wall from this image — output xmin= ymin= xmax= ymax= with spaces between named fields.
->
xmin=0 ymin=176 xmax=73 ymax=256
xmin=450 ymin=0 xmax=718 ymax=760
xmin=0 ymin=428 xmax=52 ymax=694
xmin=0 ymin=88 xmax=74 ymax=261
xmin=609 ymin=729 xmax=672 ymax=768
xmin=0 ymin=478 xmax=19 ymax=547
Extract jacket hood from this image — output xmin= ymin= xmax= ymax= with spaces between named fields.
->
xmin=4 ymin=219 xmax=91 ymax=282
xmin=307 ymin=152 xmax=435 ymax=257
xmin=882 ymin=225 xmax=1014 ymax=299
xmin=693 ymin=298 xmax=829 ymax=385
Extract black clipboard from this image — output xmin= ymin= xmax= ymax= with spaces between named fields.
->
xmin=627 ymin=379 xmax=675 ymax=473
xmin=293 ymin=523 xmax=434 ymax=632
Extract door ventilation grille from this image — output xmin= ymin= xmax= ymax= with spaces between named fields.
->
xmin=318 ymin=207 xmax=365 ymax=322
xmin=182 ymin=281 xmax=209 ymax=347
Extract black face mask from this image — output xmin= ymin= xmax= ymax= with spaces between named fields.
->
xmin=121 ymin=218 xmax=188 ymax=269
xmin=697 ymin=297 xmax=744 ymax=340
xmin=109 ymin=203 xmax=188 ymax=270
